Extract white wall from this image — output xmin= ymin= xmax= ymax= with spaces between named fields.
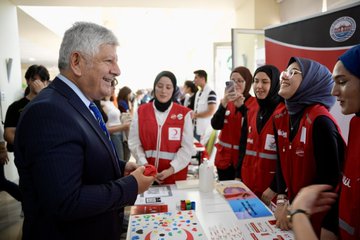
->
xmin=279 ymin=0 xmax=360 ymax=23
xmin=0 ymin=0 xmax=23 ymax=181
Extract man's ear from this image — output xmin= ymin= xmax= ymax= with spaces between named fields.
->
xmin=70 ymin=52 xmax=83 ymax=77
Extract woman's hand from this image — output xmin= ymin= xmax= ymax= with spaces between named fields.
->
xmin=155 ymin=167 xmax=174 ymax=184
xmin=291 ymin=185 xmax=337 ymax=216
xmin=233 ymin=93 xmax=245 ymax=107
xmin=261 ymin=187 xmax=276 ymax=206
xmin=221 ymin=88 xmax=238 ymax=107
xmin=274 ymin=201 xmax=291 ymax=230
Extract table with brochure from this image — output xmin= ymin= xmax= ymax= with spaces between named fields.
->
xmin=126 ymin=180 xmax=294 ymax=240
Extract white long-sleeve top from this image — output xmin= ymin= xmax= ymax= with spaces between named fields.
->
xmin=128 ymin=102 xmax=196 ymax=173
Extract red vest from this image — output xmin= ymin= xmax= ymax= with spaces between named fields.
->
xmin=241 ymin=102 xmax=285 ymax=198
xmin=138 ymin=103 xmax=190 ymax=184
xmin=274 ymin=104 xmax=341 ymax=236
xmin=214 ymin=97 xmax=258 ymax=169
xmin=339 ymin=116 xmax=360 ymax=240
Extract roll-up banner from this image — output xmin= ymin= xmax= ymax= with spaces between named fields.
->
xmin=265 ymin=3 xmax=360 ymax=71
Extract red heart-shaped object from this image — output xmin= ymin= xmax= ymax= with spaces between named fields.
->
xmin=143 ymin=165 xmax=157 ymax=177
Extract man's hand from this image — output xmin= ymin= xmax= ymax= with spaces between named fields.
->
xmin=130 ymin=166 xmax=155 ymax=194
xmin=124 ymin=161 xmax=138 ymax=176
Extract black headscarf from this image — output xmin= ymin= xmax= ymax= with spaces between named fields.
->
xmin=253 ymin=65 xmax=283 ymax=132
xmin=153 ymin=71 xmax=177 ymax=112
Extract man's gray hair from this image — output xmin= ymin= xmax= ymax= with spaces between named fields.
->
xmin=58 ymin=22 xmax=119 ymax=70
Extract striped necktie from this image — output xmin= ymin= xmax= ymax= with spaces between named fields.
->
xmin=89 ymin=102 xmax=120 ymax=162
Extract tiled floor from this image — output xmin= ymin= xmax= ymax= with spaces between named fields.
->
xmin=0 ymin=192 xmax=23 ymax=240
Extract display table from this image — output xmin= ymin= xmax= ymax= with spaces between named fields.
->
xmin=126 ymin=180 xmax=294 ymax=240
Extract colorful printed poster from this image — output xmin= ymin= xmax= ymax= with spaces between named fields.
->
xmin=215 ymin=182 xmax=252 ymax=199
xmin=239 ymin=218 xmax=294 ymax=240
xmin=228 ymin=198 xmax=273 ymax=219
xmin=129 ymin=210 xmax=207 ymax=240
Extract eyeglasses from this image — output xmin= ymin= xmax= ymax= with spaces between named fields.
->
xmin=233 ymin=79 xmax=246 ymax=85
xmin=111 ymin=79 xmax=118 ymax=87
xmin=280 ymin=69 xmax=302 ymax=80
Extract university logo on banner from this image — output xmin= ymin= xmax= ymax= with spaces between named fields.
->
xmin=330 ymin=16 xmax=356 ymax=42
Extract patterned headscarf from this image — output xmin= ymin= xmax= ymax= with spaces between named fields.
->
xmin=285 ymin=57 xmax=335 ymax=115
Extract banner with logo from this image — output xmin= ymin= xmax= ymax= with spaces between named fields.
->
xmin=265 ymin=3 xmax=359 ymax=71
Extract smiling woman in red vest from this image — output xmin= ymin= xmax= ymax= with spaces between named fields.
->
xmin=288 ymin=44 xmax=360 ymax=240
xmin=128 ymin=71 xmax=196 ymax=184
xmin=273 ymin=57 xmax=345 ymax=238
xmin=238 ymin=65 xmax=285 ymax=205
xmin=211 ymin=66 xmax=258 ymax=181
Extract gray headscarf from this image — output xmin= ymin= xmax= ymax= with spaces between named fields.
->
xmin=285 ymin=57 xmax=335 ymax=115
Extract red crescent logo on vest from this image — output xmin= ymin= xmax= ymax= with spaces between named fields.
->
xmin=177 ymin=114 xmax=183 ymax=120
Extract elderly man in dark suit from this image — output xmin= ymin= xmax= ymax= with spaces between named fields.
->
xmin=14 ymin=22 xmax=154 ymax=240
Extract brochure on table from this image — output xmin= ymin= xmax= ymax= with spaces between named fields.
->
xmin=131 ymin=181 xmax=294 ymax=240
xmin=129 ymin=210 xmax=207 ymax=240
xmin=215 ymin=181 xmax=273 ymax=219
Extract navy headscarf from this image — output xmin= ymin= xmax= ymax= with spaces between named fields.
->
xmin=253 ymin=65 xmax=283 ymax=132
xmin=153 ymin=71 xmax=177 ymax=112
xmin=285 ymin=57 xmax=335 ymax=115
xmin=339 ymin=44 xmax=360 ymax=79
xmin=339 ymin=45 xmax=360 ymax=116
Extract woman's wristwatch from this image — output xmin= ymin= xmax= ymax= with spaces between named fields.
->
xmin=287 ymin=208 xmax=309 ymax=222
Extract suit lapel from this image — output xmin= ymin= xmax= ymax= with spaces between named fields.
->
xmin=50 ymin=78 xmax=121 ymax=176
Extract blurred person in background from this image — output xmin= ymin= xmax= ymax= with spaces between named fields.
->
xmin=4 ymin=64 xmax=50 ymax=152
xmin=181 ymin=80 xmax=198 ymax=110
xmin=193 ymin=69 xmax=217 ymax=145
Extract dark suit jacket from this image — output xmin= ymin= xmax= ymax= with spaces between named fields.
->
xmin=14 ymin=77 xmax=138 ymax=240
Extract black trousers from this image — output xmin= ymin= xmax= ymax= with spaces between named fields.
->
xmin=0 ymin=163 xmax=22 ymax=201
xmin=216 ymin=165 xmax=235 ymax=181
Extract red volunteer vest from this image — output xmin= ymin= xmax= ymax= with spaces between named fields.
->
xmin=274 ymin=104 xmax=341 ymax=236
xmin=339 ymin=116 xmax=360 ymax=240
xmin=138 ymin=103 xmax=190 ymax=184
xmin=214 ymin=97 xmax=258 ymax=169
xmin=241 ymin=102 xmax=286 ymax=198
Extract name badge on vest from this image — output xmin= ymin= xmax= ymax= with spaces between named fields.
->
xmin=264 ymin=134 xmax=276 ymax=151
xmin=300 ymin=127 xmax=306 ymax=144
xmin=169 ymin=127 xmax=181 ymax=141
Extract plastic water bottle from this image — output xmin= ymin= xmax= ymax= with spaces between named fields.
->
xmin=199 ymin=159 xmax=214 ymax=192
